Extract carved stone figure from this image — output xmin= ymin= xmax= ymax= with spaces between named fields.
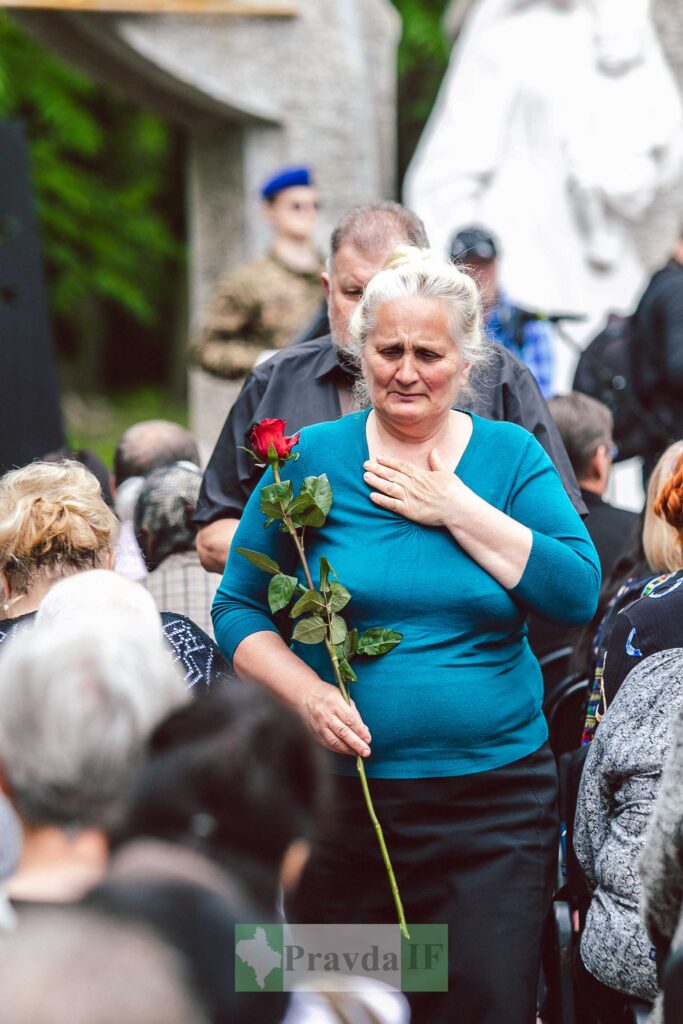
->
xmin=405 ymin=0 xmax=683 ymax=389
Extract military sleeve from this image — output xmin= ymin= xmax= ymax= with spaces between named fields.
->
xmin=194 ymin=267 xmax=261 ymax=379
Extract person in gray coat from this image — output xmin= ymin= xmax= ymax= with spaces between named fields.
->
xmin=640 ymin=689 xmax=683 ymax=1024
xmin=574 ymin=648 xmax=683 ymax=1020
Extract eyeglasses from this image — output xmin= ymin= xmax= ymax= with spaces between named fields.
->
xmin=599 ymin=442 xmax=619 ymax=460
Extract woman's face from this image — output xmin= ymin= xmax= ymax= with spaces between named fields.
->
xmin=362 ymin=296 xmax=470 ymax=432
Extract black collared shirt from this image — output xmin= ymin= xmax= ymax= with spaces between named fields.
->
xmin=194 ymin=334 xmax=585 ymax=525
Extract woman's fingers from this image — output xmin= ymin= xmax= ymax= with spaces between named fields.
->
xmin=323 ymin=716 xmax=371 ymax=757
xmin=306 ymin=687 xmax=371 ymax=757
xmin=363 ymin=470 xmax=403 ymax=498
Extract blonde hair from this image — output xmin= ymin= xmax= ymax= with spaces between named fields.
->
xmin=348 ymin=245 xmax=491 ymax=407
xmin=643 ymin=441 xmax=683 ymax=572
xmin=0 ymin=461 xmax=119 ymax=597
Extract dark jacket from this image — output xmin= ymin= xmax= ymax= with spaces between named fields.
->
xmin=195 ymin=334 xmax=585 ymax=526
xmin=526 ymin=488 xmax=637 ymax=660
xmin=631 ymin=257 xmax=683 ymax=469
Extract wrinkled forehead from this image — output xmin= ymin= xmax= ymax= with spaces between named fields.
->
xmin=331 ymin=241 xmax=400 ymax=287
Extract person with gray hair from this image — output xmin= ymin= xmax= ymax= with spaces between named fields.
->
xmin=113 ymin=420 xmax=200 ymax=488
xmin=194 ymin=200 xmax=584 ymax=574
xmin=33 ymin=570 xmax=231 ymax=691
xmin=548 ymin=392 xmax=638 ymax=580
xmin=0 ymin=617 xmax=187 ymax=910
xmin=112 ymin=420 xmax=201 ymax=583
xmin=214 ymin=245 xmax=600 ymax=1024
xmin=134 ymin=462 xmax=218 ymax=637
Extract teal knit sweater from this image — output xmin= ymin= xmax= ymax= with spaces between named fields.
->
xmin=213 ymin=410 xmax=600 ymax=778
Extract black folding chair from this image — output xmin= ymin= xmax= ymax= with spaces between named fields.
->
xmin=540 ymin=647 xmax=575 ymax=709
xmin=545 ymin=674 xmax=589 ymax=761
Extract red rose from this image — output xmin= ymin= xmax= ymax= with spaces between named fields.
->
xmin=249 ymin=418 xmax=301 ymax=463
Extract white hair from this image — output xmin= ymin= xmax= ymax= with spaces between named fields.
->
xmin=36 ymin=570 xmax=163 ymax=641
xmin=347 ymin=245 xmax=491 ymax=406
xmin=0 ymin=617 xmax=187 ymax=830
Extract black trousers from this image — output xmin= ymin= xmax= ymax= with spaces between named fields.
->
xmin=288 ymin=743 xmax=559 ymax=1024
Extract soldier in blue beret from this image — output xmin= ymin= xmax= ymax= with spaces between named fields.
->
xmin=195 ymin=165 xmax=324 ymax=379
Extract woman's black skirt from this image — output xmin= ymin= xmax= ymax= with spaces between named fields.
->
xmin=288 ymin=742 xmax=559 ymax=1024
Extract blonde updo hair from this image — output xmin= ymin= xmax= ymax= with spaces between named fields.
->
xmin=348 ymin=245 xmax=491 ymax=406
xmin=643 ymin=441 xmax=683 ymax=572
xmin=0 ymin=461 xmax=119 ymax=597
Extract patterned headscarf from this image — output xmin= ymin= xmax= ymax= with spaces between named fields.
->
xmin=134 ymin=462 xmax=202 ymax=571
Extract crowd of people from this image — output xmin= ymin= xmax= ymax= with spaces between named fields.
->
xmin=2 ymin=186 xmax=683 ymax=1024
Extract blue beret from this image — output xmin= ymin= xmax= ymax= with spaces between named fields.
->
xmin=260 ymin=166 xmax=313 ymax=200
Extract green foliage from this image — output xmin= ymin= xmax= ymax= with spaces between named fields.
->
xmin=0 ymin=13 xmax=181 ymax=325
xmin=64 ymin=386 xmax=187 ymax=466
xmin=389 ymin=0 xmax=452 ymax=181
xmin=267 ymin=574 xmax=299 ymax=614
xmin=236 ymin=548 xmax=282 ymax=576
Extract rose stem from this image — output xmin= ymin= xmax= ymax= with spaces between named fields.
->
xmin=272 ymin=467 xmax=409 ymax=938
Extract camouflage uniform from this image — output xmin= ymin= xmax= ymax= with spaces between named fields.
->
xmin=195 ymin=250 xmax=324 ymax=379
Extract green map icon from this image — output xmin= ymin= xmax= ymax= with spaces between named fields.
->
xmin=235 ymin=924 xmax=284 ymax=992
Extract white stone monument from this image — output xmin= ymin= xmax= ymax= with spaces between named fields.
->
xmin=404 ymin=0 xmax=683 ymax=395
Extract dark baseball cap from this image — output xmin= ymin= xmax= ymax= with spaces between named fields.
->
xmin=449 ymin=226 xmax=497 ymax=264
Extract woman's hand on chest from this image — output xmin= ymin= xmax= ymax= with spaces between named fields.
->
xmin=363 ymin=449 xmax=470 ymax=528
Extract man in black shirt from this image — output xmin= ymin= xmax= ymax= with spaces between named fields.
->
xmin=195 ymin=202 xmax=584 ymax=573
xmin=631 ymin=230 xmax=683 ymax=478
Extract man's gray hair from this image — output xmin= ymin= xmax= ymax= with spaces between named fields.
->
xmin=114 ymin=420 xmax=200 ymax=487
xmin=329 ymin=201 xmax=429 ymax=264
xmin=548 ymin=392 xmax=613 ymax=480
xmin=0 ymin=616 xmax=187 ymax=830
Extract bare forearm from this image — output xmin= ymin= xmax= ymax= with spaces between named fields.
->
xmin=196 ymin=519 xmax=240 ymax=574
xmin=444 ymin=485 xmax=532 ymax=590
xmin=233 ymin=631 xmax=326 ymax=711
xmin=233 ymin=631 xmax=372 ymax=758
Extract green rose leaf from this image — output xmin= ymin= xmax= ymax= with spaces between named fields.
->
xmin=339 ymin=657 xmax=358 ymax=683
xmin=319 ymin=557 xmax=336 ymax=593
xmin=267 ymin=574 xmax=299 ymax=614
xmin=300 ymin=506 xmax=327 ymax=528
xmin=328 ymin=581 xmax=351 ymax=612
xmin=357 ymin=628 xmax=403 ymax=657
xmin=301 ymin=475 xmax=333 ymax=516
xmin=287 ymin=492 xmax=316 ymax=518
xmin=330 ymin=613 xmax=348 ymax=645
xmin=260 ymin=480 xmax=293 ymax=520
xmin=236 ymin=548 xmax=281 ymax=576
xmin=344 ymin=628 xmax=359 ymax=659
xmin=290 ymin=589 xmax=326 ymax=618
xmin=292 ymin=615 xmax=327 ymax=645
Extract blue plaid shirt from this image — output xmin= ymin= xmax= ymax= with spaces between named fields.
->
xmin=486 ymin=294 xmax=554 ymax=398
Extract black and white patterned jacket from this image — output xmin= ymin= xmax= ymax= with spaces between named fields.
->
xmin=574 ymin=648 xmax=683 ymax=1003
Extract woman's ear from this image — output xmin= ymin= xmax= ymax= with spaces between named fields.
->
xmin=458 ymin=361 xmax=472 ymax=390
xmin=0 ymin=570 xmax=11 ymax=603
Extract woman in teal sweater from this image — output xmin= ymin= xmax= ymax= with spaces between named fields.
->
xmin=213 ymin=247 xmax=600 ymax=1023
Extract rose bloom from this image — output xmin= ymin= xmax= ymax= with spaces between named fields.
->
xmin=249 ymin=418 xmax=300 ymax=462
